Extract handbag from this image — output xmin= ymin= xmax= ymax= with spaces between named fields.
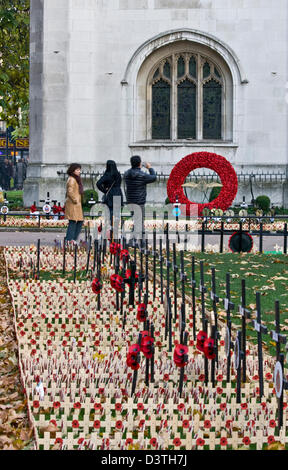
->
xmin=102 ymin=180 xmax=115 ymax=205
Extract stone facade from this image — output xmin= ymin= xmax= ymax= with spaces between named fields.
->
xmin=25 ymin=0 xmax=288 ymax=208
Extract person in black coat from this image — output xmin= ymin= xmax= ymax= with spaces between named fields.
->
xmin=124 ymin=155 xmax=156 ymax=207
xmin=96 ymin=160 xmax=123 ymax=231
xmin=124 ymin=155 xmax=157 ymax=239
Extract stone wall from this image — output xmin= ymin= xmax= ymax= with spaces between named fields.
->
xmin=25 ymin=0 xmax=288 ymax=207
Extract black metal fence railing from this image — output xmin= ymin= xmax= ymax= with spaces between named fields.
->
xmin=1 ymin=209 xmax=288 ymax=254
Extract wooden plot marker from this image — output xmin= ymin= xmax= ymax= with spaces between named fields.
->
xmin=179 ymin=250 xmax=187 ymax=344
xmin=150 ymin=323 xmax=155 ymax=383
xmin=85 ymin=236 xmax=92 ymax=274
xmin=210 ymin=266 xmax=219 ymax=364
xmin=159 ymin=238 xmax=164 ymax=305
xmin=270 ymin=300 xmax=287 ymax=361
xmin=178 ymin=331 xmax=188 ymax=397
xmin=239 ymin=279 xmax=251 ymax=382
xmin=115 ymin=245 xmax=120 ymax=311
xmin=234 ymin=330 xmax=244 ymax=403
xmin=145 ymin=239 xmax=150 ymax=303
xmin=96 ymin=243 xmax=102 ymax=311
xmin=165 ymin=238 xmax=171 ymax=340
xmin=131 ymin=333 xmax=142 ymax=397
xmin=172 ymin=243 xmax=178 ymax=323
xmin=73 ymin=244 xmax=78 ymax=283
xmin=223 ymin=273 xmax=235 ymax=382
xmin=138 ymin=239 xmax=144 ymax=304
xmin=93 ymin=239 xmax=98 ymax=273
xmin=253 ymin=292 xmax=268 ymax=399
xmin=120 ymin=240 xmax=127 ymax=321
xmin=128 ymin=260 xmax=138 ymax=307
xmin=164 ymin=291 xmax=173 ymax=352
xmin=36 ymin=239 xmax=41 ymax=280
xmin=152 ymin=215 xmax=157 ymax=300
xmin=199 ymin=261 xmax=209 ymax=384
xmin=191 ymin=255 xmax=197 ymax=341
xmin=62 ymin=239 xmax=67 ymax=275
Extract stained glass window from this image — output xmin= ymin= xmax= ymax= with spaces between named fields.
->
xmin=152 ymin=79 xmax=171 ymax=139
xmin=203 ymin=62 xmax=210 ymax=79
xmin=177 ymin=56 xmax=185 ymax=78
xmin=163 ymin=61 xmax=171 ymax=79
xmin=203 ymin=79 xmax=222 ymax=139
xmin=189 ymin=56 xmax=197 ymax=78
xmin=177 ymin=79 xmax=196 ymax=139
xmin=149 ymin=53 xmax=224 ymax=141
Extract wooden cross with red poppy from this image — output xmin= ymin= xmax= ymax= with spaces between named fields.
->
xmin=253 ymin=292 xmax=268 ymax=398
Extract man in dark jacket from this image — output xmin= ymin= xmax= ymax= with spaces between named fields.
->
xmin=124 ymin=155 xmax=156 ymax=239
xmin=124 ymin=155 xmax=156 ymax=206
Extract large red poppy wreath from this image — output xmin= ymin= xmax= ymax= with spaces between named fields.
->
xmin=167 ymin=152 xmax=238 ymax=216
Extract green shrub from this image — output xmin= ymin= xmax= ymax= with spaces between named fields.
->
xmin=255 ymin=195 xmax=270 ymax=213
xmin=209 ymin=186 xmax=222 ymax=202
xmin=82 ymin=189 xmax=98 ymax=210
xmin=165 ymin=196 xmax=170 ymax=205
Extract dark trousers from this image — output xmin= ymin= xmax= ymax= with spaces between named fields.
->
xmin=65 ymin=220 xmax=83 ymax=241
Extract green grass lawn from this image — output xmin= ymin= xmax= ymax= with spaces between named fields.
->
xmin=154 ymin=251 xmax=288 ymax=356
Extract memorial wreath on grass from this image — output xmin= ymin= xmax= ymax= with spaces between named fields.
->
xmin=167 ymin=152 xmax=238 ymax=216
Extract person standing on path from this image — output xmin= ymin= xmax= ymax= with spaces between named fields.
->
xmin=96 ymin=160 xmax=123 ymax=238
xmin=124 ymin=155 xmax=157 ymax=238
xmin=64 ymin=163 xmax=84 ymax=244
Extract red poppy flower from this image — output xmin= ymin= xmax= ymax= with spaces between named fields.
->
xmin=93 ymin=420 xmax=101 ymax=429
xmin=216 ymin=387 xmax=223 ymax=395
xmin=240 ymin=403 xmax=248 ymax=410
xmin=137 ymin=403 xmax=144 ymax=411
xmin=150 ymin=438 xmax=157 ymax=447
xmin=182 ymin=420 xmax=190 ymax=429
xmin=196 ymin=437 xmax=205 ymax=446
xmin=242 ymin=436 xmax=251 ymax=445
xmin=33 ymin=400 xmax=40 ymax=408
xmin=173 ymin=438 xmax=181 ymax=447
xmin=53 ymin=401 xmax=61 ymax=409
xmin=267 ymin=435 xmax=275 ymax=444
xmin=72 ymin=420 xmax=79 ymax=428
xmin=94 ymin=403 xmax=102 ymax=411
xmin=220 ymin=437 xmax=228 ymax=446
xmin=115 ymin=420 xmax=123 ymax=430
xmin=269 ymin=420 xmax=276 ymax=428
xmin=55 ymin=438 xmax=63 ymax=445
xmin=73 ymin=402 xmax=81 ymax=409
xmin=177 ymin=403 xmax=185 ymax=411
xmin=204 ymin=420 xmax=211 ymax=429
xmin=115 ymin=403 xmax=122 ymax=411
xmin=225 ymin=420 xmax=233 ymax=429
xmin=219 ymin=403 xmax=227 ymax=411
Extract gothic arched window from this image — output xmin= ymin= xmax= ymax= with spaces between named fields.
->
xmin=148 ymin=53 xmax=224 ymax=141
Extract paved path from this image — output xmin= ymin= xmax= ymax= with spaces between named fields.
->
xmin=0 ymin=230 xmax=284 ymax=252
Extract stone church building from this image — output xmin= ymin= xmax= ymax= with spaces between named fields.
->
xmin=25 ymin=0 xmax=288 ymax=208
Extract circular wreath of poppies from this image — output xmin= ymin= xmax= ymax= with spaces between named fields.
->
xmin=167 ymin=152 xmax=238 ymax=216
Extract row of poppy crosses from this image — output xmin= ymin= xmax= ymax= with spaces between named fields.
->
xmin=91 ymin=241 xmax=216 ymax=374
